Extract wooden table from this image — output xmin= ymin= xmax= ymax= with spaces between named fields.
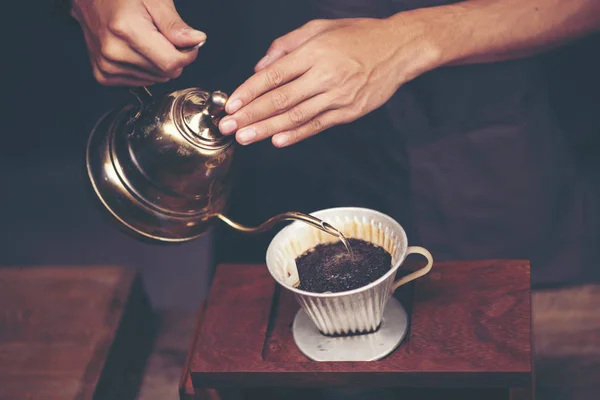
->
xmin=0 ymin=266 xmax=155 ymax=400
xmin=134 ymin=276 xmax=600 ymax=400
xmin=533 ymin=284 xmax=600 ymax=399
xmin=180 ymin=260 xmax=533 ymax=399
xmin=5 ymin=264 xmax=596 ymax=399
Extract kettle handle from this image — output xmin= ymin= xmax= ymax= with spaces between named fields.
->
xmin=129 ymin=86 xmax=153 ymax=107
xmin=129 ymin=86 xmax=153 ymax=120
xmin=125 ymin=44 xmax=194 ymax=111
xmin=124 ymin=42 xmax=195 ymax=111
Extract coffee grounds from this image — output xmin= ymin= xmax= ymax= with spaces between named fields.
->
xmin=295 ymin=238 xmax=392 ymax=293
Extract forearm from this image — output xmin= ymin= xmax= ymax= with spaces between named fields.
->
xmin=393 ymin=0 xmax=600 ymax=67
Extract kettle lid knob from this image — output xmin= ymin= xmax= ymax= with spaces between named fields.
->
xmin=207 ymin=91 xmax=228 ymax=116
xmin=180 ymin=90 xmax=230 ymax=143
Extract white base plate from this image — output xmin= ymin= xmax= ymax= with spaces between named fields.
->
xmin=292 ymin=297 xmax=409 ymax=362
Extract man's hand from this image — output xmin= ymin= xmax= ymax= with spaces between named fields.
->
xmin=218 ymin=18 xmax=441 ymax=147
xmin=71 ymin=0 xmax=206 ymax=86
xmin=252 ymin=19 xmax=352 ymax=72
xmin=219 ymin=0 xmax=600 ymax=149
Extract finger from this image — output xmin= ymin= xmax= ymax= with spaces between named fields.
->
xmin=255 ymin=19 xmax=337 ymax=71
xmin=92 ymin=67 xmax=158 ymax=87
xmin=234 ymin=93 xmax=333 ymax=145
xmin=225 ymin=57 xmax=310 ymax=114
xmin=146 ymin=0 xmax=207 ymax=49
xmin=133 ymin=29 xmax=198 ymax=77
xmin=109 ymin=17 xmax=198 ymax=77
xmin=86 ymin=30 xmax=165 ymax=86
xmin=99 ymin=37 xmax=171 ymax=76
xmin=96 ymin=57 xmax=171 ymax=83
xmin=271 ymin=109 xmax=350 ymax=148
xmin=219 ymin=70 xmax=326 ymax=134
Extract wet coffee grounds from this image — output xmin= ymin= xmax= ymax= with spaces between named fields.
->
xmin=295 ymin=238 xmax=392 ymax=293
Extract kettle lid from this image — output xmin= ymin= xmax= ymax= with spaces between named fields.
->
xmin=177 ymin=90 xmax=229 ymax=144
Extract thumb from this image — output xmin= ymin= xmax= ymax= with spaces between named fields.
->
xmin=147 ymin=0 xmax=206 ymax=49
xmin=255 ymin=20 xmax=335 ymax=71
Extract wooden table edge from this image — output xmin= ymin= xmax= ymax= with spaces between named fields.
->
xmin=180 ymin=301 xmax=209 ymax=400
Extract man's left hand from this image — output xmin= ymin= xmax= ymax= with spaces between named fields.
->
xmin=218 ymin=17 xmax=442 ymax=147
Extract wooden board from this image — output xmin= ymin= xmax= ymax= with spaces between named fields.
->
xmin=189 ymin=260 xmax=532 ymax=390
xmin=0 ymin=266 xmax=155 ymax=400
xmin=178 ymin=281 xmax=600 ymax=400
xmin=533 ymin=284 xmax=600 ymax=400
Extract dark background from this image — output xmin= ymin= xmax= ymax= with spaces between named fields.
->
xmin=0 ymin=0 xmax=275 ymax=310
xmin=1 ymin=0 xmax=598 ymax=310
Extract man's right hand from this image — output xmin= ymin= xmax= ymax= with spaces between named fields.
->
xmin=71 ymin=0 xmax=206 ymax=86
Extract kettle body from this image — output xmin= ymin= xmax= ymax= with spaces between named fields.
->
xmin=86 ymin=87 xmax=235 ymax=243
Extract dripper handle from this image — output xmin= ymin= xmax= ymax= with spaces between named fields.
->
xmin=391 ymin=247 xmax=434 ymax=291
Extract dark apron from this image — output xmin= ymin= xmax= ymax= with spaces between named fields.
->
xmin=212 ymin=0 xmax=599 ymax=288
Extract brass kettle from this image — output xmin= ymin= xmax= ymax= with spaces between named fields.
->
xmin=86 ymin=86 xmax=235 ymax=243
xmin=86 ymin=86 xmax=348 ymax=245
